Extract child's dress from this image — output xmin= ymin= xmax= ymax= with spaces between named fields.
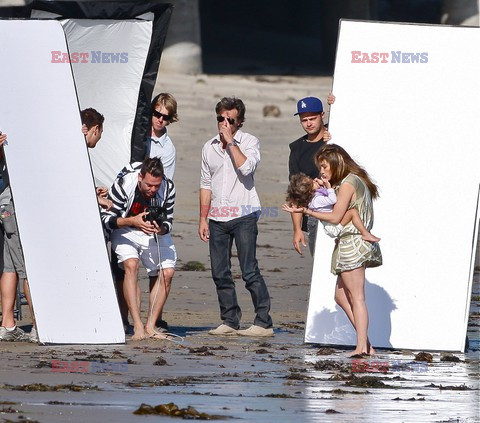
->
xmin=308 ymin=187 xmax=343 ymax=238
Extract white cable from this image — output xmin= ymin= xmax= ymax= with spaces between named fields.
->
xmin=147 ymin=232 xmax=183 ymax=343
xmin=147 ymin=232 xmax=163 ymax=334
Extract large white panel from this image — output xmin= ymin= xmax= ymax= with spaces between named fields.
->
xmin=305 ymin=21 xmax=480 ymax=352
xmin=0 ymin=20 xmax=124 ymax=344
xmin=61 ymin=18 xmax=153 ymax=186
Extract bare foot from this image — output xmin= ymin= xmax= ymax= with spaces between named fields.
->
xmin=149 ymin=332 xmax=173 ymax=340
xmin=131 ymin=325 xmax=147 ymax=341
xmin=145 ymin=325 xmax=170 ymax=340
xmin=362 ymin=233 xmax=381 ymax=243
xmin=368 ymin=344 xmax=376 ymax=356
xmin=348 ymin=350 xmax=369 ymax=358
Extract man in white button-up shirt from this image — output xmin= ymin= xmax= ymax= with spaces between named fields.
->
xmin=199 ymin=97 xmax=273 ymax=337
xmin=145 ymin=93 xmax=178 ymax=180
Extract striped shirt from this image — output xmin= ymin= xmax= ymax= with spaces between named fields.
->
xmin=101 ymin=162 xmax=175 ymax=236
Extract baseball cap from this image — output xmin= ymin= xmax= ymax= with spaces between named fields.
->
xmin=294 ymin=97 xmax=323 ymax=115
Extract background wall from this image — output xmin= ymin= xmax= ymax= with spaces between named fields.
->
xmin=197 ymin=0 xmax=462 ymax=75
xmin=158 ymin=0 xmax=478 ymax=75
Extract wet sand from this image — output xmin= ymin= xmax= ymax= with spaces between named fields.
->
xmin=0 ymin=74 xmax=479 ymax=422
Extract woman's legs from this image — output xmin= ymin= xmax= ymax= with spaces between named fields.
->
xmin=335 ymin=268 xmax=375 ymax=355
xmin=334 ymin=276 xmax=355 ymax=325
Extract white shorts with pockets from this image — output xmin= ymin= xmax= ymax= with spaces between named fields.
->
xmin=111 ymin=228 xmax=176 ymax=276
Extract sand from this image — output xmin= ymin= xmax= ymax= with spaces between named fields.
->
xmin=0 ymin=74 xmax=478 ymax=422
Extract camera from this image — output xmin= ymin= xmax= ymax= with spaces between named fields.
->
xmin=142 ymin=198 xmax=167 ymax=226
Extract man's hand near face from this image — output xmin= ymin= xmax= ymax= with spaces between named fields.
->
xmin=219 ymin=120 xmax=235 ymax=145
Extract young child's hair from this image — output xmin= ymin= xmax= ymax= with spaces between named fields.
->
xmin=286 ymin=173 xmax=314 ymax=208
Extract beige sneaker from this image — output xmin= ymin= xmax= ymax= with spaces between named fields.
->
xmin=237 ymin=325 xmax=274 ymax=337
xmin=208 ymin=324 xmax=238 ymax=336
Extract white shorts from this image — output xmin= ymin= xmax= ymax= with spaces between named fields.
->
xmin=322 ymin=222 xmax=343 ymax=238
xmin=111 ymin=228 xmax=176 ymax=276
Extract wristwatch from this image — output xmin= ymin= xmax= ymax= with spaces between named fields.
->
xmin=227 ymin=140 xmax=238 ymax=148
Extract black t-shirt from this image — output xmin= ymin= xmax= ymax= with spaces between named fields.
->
xmin=288 ymin=135 xmax=325 ymax=180
xmin=127 ymin=186 xmax=149 ymax=217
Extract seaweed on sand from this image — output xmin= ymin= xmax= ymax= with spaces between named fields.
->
xmin=3 ymin=383 xmax=99 ymax=392
xmin=313 ymin=360 xmax=352 ymax=372
xmin=414 ymin=352 xmax=433 ymax=362
xmin=153 ymin=356 xmax=168 ymax=366
xmin=345 ymin=375 xmax=394 ymax=389
xmin=426 ymin=383 xmax=475 ymax=390
xmin=133 ymin=402 xmax=229 ymax=419
xmin=180 ymin=261 xmax=206 ymax=271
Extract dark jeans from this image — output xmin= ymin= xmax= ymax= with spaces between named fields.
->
xmin=209 ymin=213 xmax=272 ymax=329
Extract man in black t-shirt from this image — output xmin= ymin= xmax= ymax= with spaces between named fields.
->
xmin=288 ymin=95 xmax=333 ymax=256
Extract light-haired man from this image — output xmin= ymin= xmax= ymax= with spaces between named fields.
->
xmin=144 ymin=93 xmax=178 ymax=181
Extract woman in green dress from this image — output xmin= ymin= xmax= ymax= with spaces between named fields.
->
xmin=284 ymin=144 xmax=382 ymax=355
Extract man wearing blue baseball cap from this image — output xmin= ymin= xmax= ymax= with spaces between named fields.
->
xmin=288 ymin=94 xmax=334 ymax=256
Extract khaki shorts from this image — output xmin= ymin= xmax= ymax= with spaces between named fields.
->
xmin=0 ymin=200 xmax=26 ymax=279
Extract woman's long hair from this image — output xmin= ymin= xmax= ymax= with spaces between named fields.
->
xmin=315 ymin=144 xmax=379 ymax=199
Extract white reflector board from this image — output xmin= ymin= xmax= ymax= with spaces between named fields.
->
xmin=0 ymin=20 xmax=125 ymax=344
xmin=305 ymin=20 xmax=480 ymax=352
xmin=61 ymin=18 xmax=153 ymax=187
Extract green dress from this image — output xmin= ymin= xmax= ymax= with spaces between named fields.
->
xmin=331 ymin=173 xmax=382 ymax=275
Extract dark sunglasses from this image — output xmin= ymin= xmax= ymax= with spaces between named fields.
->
xmin=216 ymin=116 xmax=235 ymax=125
xmin=152 ymin=110 xmax=172 ymax=121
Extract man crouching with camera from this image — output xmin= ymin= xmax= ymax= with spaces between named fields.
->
xmin=101 ymin=158 xmax=176 ymax=341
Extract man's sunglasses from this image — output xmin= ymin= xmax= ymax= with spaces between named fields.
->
xmin=216 ymin=116 xmax=235 ymax=125
xmin=152 ymin=110 xmax=172 ymax=121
